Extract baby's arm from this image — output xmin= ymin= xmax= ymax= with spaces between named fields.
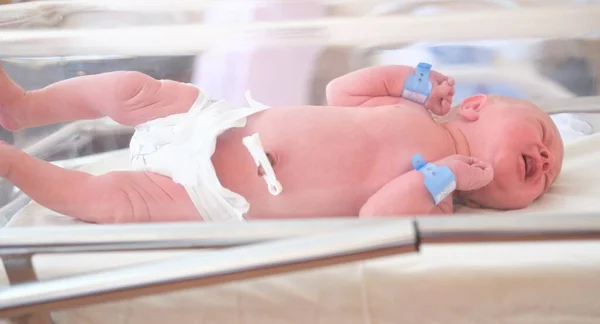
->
xmin=360 ymin=155 xmax=493 ymax=217
xmin=325 ymin=65 xmax=454 ymax=115
xmin=359 ymin=169 xmax=453 ymax=216
xmin=0 ymin=143 xmax=199 ymax=223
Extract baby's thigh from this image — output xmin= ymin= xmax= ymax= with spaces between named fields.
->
xmin=115 ymin=171 xmax=200 ymax=222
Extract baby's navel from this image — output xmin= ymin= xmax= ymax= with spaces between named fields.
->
xmin=257 ymin=152 xmax=277 ymax=176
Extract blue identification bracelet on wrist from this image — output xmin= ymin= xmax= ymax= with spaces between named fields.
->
xmin=402 ymin=62 xmax=433 ymax=105
xmin=411 ymin=154 xmax=457 ymax=205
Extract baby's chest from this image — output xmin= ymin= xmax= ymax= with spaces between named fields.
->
xmin=267 ymin=112 xmax=447 ymax=186
xmin=367 ymin=118 xmax=452 ymax=181
xmin=374 ymin=110 xmax=448 ymax=154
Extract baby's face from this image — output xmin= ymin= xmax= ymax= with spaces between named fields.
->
xmin=464 ymin=100 xmax=564 ymax=210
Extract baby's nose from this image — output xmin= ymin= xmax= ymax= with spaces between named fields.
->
xmin=540 ymin=148 xmax=553 ymax=173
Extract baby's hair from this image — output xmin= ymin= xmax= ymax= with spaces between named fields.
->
xmin=487 ymin=94 xmax=525 ymax=105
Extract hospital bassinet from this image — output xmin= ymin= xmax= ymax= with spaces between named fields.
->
xmin=1 ymin=1 xmax=600 ymax=323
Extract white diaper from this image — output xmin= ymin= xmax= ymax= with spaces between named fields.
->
xmin=129 ymin=89 xmax=272 ymax=221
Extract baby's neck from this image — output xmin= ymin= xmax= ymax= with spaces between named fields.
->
xmin=441 ymin=121 xmax=471 ymax=157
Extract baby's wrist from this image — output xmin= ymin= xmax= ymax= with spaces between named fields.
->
xmin=401 ymin=62 xmax=433 ymax=105
xmin=412 ymin=154 xmax=457 ymax=205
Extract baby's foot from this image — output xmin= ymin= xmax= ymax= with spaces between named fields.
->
xmin=425 ymin=76 xmax=455 ymax=116
xmin=0 ymin=62 xmax=25 ymax=131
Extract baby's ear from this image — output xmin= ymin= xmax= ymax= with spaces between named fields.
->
xmin=457 ymin=94 xmax=487 ymax=122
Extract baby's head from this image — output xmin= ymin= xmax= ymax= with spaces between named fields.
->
xmin=445 ymin=94 xmax=564 ymax=210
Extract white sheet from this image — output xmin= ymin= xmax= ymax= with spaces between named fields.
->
xmin=2 ymin=133 xmax=600 ymax=324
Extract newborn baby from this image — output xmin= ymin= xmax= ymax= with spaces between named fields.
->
xmin=0 ymin=62 xmax=563 ymax=223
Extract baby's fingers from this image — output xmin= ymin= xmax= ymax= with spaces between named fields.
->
xmin=465 ymin=162 xmax=494 ymax=190
xmin=429 ymin=70 xmax=449 ymax=85
xmin=444 ymin=156 xmax=494 ymax=191
xmin=447 ymin=77 xmax=455 ymax=87
xmin=426 ymin=82 xmax=453 ymax=116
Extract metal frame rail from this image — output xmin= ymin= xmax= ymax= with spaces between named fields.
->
xmin=0 ymin=214 xmax=600 ymax=324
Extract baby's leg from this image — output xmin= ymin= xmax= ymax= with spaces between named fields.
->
xmin=0 ymin=62 xmax=199 ymax=131
xmin=0 ymin=143 xmax=200 ymax=223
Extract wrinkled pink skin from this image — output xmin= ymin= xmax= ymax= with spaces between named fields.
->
xmin=0 ymin=63 xmax=562 ymax=223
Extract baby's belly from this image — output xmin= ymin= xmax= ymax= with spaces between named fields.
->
xmin=244 ymin=145 xmax=377 ymax=219
xmin=211 ymin=108 xmax=390 ymax=219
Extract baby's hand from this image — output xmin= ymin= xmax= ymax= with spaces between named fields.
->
xmin=424 ymin=71 xmax=455 ymax=116
xmin=436 ymin=155 xmax=493 ymax=191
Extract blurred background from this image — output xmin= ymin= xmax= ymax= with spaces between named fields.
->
xmin=0 ymin=0 xmax=598 ymax=223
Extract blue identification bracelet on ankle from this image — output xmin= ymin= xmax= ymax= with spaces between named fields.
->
xmin=402 ymin=62 xmax=433 ymax=105
xmin=411 ymin=154 xmax=457 ymax=205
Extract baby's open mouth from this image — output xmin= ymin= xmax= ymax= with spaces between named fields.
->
xmin=522 ymin=154 xmax=537 ymax=179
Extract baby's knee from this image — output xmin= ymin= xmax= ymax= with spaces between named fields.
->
xmin=103 ymin=71 xmax=163 ymax=126
xmin=111 ymin=71 xmax=159 ymax=102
